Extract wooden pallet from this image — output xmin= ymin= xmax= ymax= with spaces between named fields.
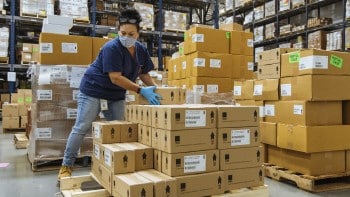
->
xmin=0 ymin=57 xmax=9 ymax=64
xmin=292 ymin=3 xmax=305 ymax=9
xmin=212 ymin=185 xmax=269 ymax=197
xmin=74 ymin=18 xmax=90 ymax=24
xmin=20 ymin=13 xmax=46 ymax=18
xmin=3 ymin=128 xmax=26 ymax=133
xmin=58 ymin=174 xmax=111 ymax=197
xmin=30 ymin=155 xmax=91 ymax=172
xmin=0 ymin=10 xmax=6 ymax=15
xmin=21 ymin=60 xmax=38 ymax=65
xmin=14 ymin=133 xmax=28 ymax=149
xmin=264 ymin=163 xmax=350 ymax=192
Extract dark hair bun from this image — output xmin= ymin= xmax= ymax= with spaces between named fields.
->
xmin=120 ymin=8 xmax=142 ymax=24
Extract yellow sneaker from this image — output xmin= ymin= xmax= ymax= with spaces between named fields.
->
xmin=57 ymin=166 xmax=72 ymax=180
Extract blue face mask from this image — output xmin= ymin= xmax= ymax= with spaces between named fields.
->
xmin=119 ymin=36 xmax=137 ymax=48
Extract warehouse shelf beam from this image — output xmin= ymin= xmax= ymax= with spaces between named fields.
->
xmin=9 ymin=0 xmax=16 ymax=93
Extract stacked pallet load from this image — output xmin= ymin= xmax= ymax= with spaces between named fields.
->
xmin=20 ymin=0 xmax=54 ymax=17
xmin=236 ymin=48 xmax=350 ymax=192
xmin=58 ymin=0 xmax=89 ymax=23
xmin=21 ymin=43 xmax=39 ymax=64
xmin=0 ymin=27 xmax=9 ymax=63
xmin=168 ymin=23 xmax=253 ymax=95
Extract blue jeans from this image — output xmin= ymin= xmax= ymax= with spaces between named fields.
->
xmin=62 ymin=92 xmax=125 ymax=166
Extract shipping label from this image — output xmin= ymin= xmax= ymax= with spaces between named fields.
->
xmin=280 ymin=84 xmax=292 ymax=97
xmin=73 ymin=90 xmax=79 ymax=101
xmin=37 ymin=90 xmax=52 ymax=100
xmin=40 ymin=43 xmax=53 ymax=53
xmin=210 ymin=59 xmax=221 ymax=68
xmin=247 ymin=39 xmax=254 ymax=47
xmin=192 ymin=34 xmax=204 ymax=43
xmin=62 ymin=43 xmax=78 ymax=53
xmin=194 ymin=58 xmax=205 ymax=67
xmin=264 ymin=104 xmax=275 ymax=116
xmin=94 ymin=125 xmax=101 ymax=139
xmin=184 ymin=154 xmax=206 ymax=173
xmin=125 ymin=94 xmax=135 ymax=102
xmin=259 ymin=106 xmax=265 ymax=117
xmin=231 ymin=129 xmax=250 ymax=146
xmin=104 ymin=149 xmax=112 ymax=167
xmin=94 ymin=144 xmax=100 ymax=159
xmin=35 ymin=128 xmax=52 ymax=139
xmin=233 ymin=86 xmax=242 ymax=96
xmin=253 ymin=84 xmax=263 ymax=96
xmin=67 ymin=108 xmax=77 ymax=119
xmin=299 ymin=56 xmax=328 ymax=70
xmin=185 ymin=110 xmax=206 ymax=127
xmin=247 ymin=62 xmax=254 ymax=71
xmin=293 ymin=104 xmax=303 ymax=115
xmin=207 ymin=84 xmax=219 ymax=93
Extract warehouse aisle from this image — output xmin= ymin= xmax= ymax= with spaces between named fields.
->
xmin=1 ymin=132 xmax=350 ymax=197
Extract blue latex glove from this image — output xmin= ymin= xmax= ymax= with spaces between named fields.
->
xmin=140 ymin=86 xmax=161 ymax=105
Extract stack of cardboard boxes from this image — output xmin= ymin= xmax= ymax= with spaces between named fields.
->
xmin=126 ymin=87 xmax=185 ymax=105
xmin=27 ymin=65 xmax=92 ymax=165
xmin=236 ymin=48 xmax=350 ymax=176
xmin=168 ymin=24 xmax=254 ymax=94
xmin=134 ymin=3 xmax=154 ymax=30
xmin=21 ymin=43 xmax=39 ymax=64
xmin=0 ymin=27 xmax=9 ymax=62
xmin=20 ymin=0 xmax=54 ymax=17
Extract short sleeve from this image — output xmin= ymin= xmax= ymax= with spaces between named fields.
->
xmin=101 ymin=41 xmax=124 ymax=74
xmin=140 ymin=47 xmax=154 ymax=74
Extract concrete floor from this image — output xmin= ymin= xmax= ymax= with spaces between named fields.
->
xmin=1 ymin=133 xmax=350 ymax=197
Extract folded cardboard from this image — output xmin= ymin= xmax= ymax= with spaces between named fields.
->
xmin=184 ymin=27 xmax=229 ymax=54
xmin=217 ymin=105 xmax=259 ymax=128
xmin=158 ymin=128 xmax=217 ymax=153
xmin=138 ymin=125 xmax=152 ymax=146
xmin=137 ymin=169 xmax=177 ymax=197
xmin=186 ymin=52 xmax=232 ymax=78
xmin=277 ymin=124 xmax=350 ymax=153
xmin=161 ymin=149 xmax=219 ymax=177
xmin=233 ymin=80 xmax=254 ymax=100
xmin=187 ymin=77 xmax=232 ymax=94
xmin=39 ymin=33 xmax=92 ymax=65
xmin=117 ymin=142 xmax=153 ymax=171
xmin=235 ymin=100 xmax=265 ymax=121
xmin=264 ymin=101 xmax=342 ymax=126
xmin=154 ymin=149 xmax=162 ymax=172
xmin=112 ymin=173 xmax=154 ymax=197
xmin=220 ymin=146 xmax=262 ymax=170
xmin=257 ymin=63 xmax=280 ymax=79
xmin=102 ymin=144 xmax=135 ymax=174
xmin=224 ymin=167 xmax=264 ymax=191
xmin=91 ymin=157 xmax=113 ymax=194
xmin=280 ymin=75 xmax=350 ymax=101
xmin=253 ymin=79 xmax=279 ymax=101
xmin=218 ymin=127 xmax=260 ymax=149
xmin=260 ymin=122 xmax=277 ymax=146
xmin=176 ymin=171 xmax=225 ymax=197
xmin=230 ymin=31 xmax=253 ymax=56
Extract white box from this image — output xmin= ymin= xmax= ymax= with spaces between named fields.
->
xmin=42 ymin=24 xmax=70 ymax=35
xmin=44 ymin=15 xmax=73 ymax=28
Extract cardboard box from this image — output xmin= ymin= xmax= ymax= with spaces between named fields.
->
xmin=281 ymin=52 xmax=299 ymax=77
xmin=22 ymin=43 xmax=33 ymax=52
xmin=2 ymin=103 xmax=19 ymax=117
xmin=21 ymin=52 xmax=32 ymax=62
xmin=186 ymin=52 xmax=232 ymax=78
xmin=233 ymin=80 xmax=254 ymax=100
xmin=142 ymin=105 xmax=152 ymax=126
xmin=93 ymin=141 xmax=103 ymax=161
xmin=258 ymin=48 xmax=298 ymax=63
xmin=154 ymin=149 xmax=162 ymax=172
xmin=219 ymin=23 xmax=243 ymax=31
xmin=11 ymin=93 xmax=25 ymax=104
xmin=253 ymin=79 xmax=279 ymax=101
xmin=159 ymin=128 xmax=217 ymax=153
xmin=20 ymin=116 xmax=28 ymax=128
xmin=117 ymin=142 xmax=154 ymax=171
xmin=231 ymin=55 xmax=244 ymax=79
xmin=112 ymin=173 xmax=154 ymax=197
xmin=277 ymin=124 xmax=350 ymax=153
xmin=224 ymin=167 xmax=264 ymax=190
xmin=39 ymin=33 xmax=92 ymax=65
xmin=280 ymin=75 xmax=350 ymax=101
xmin=138 ymin=125 xmax=152 ymax=146
xmin=156 ymin=105 xmax=217 ymax=130
xmin=92 ymin=121 xmax=121 ymax=144
xmin=2 ymin=117 xmax=20 ymax=129
xmin=176 ymin=171 xmax=225 ymax=197
xmin=184 ymin=27 xmax=229 ymax=54
xmin=264 ymin=101 xmax=342 ymax=126
xmin=257 ymin=63 xmax=280 ymax=79
xmin=343 ymin=101 xmax=350 ymax=125
xmin=188 ymin=77 xmax=232 ymax=94
xmin=91 ymin=157 xmax=113 ymax=194
xmin=281 ymin=149 xmax=345 ymax=176
xmin=1 ymin=93 xmax=10 ymax=102
xmin=230 ymin=31 xmax=253 ymax=56
xmin=161 ymin=149 xmax=219 ymax=177
xmin=242 ymin=55 xmax=255 ymax=79
xmin=102 ymin=144 xmax=135 ymax=174
xmin=235 ymin=100 xmax=265 ymax=121
xmin=178 ymin=55 xmax=187 ymax=79
xmin=260 ymin=122 xmax=277 ymax=146
xmin=127 ymin=87 xmax=183 ymax=105
xmin=137 ymin=169 xmax=177 ymax=197
xmin=92 ymin=37 xmax=109 ymax=62
xmin=220 ymin=146 xmax=262 ymax=170
xmin=267 ymin=145 xmax=283 ymax=166
xmin=217 ymin=105 xmax=259 ymax=128
xmin=218 ymin=127 xmax=260 ymax=149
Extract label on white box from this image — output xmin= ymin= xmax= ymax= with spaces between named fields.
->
xmin=193 ymin=85 xmax=204 ymax=94
xmin=23 ymin=47 xmax=29 ymax=51
xmin=62 ymin=43 xmax=78 ymax=53
xmin=35 ymin=128 xmax=52 ymax=138
xmin=94 ymin=144 xmax=100 ymax=159
xmin=233 ymin=86 xmax=242 ymax=96
xmin=281 ymin=84 xmax=292 ymax=97
xmin=185 ymin=110 xmax=206 ymax=127
xmin=210 ymin=59 xmax=221 ymax=68
xmin=40 ymin=43 xmax=53 ymax=53
xmin=157 ymin=74 xmax=163 ymax=81
xmin=73 ymin=90 xmax=79 ymax=100
xmin=192 ymin=34 xmax=204 ymax=43
xmin=264 ymin=104 xmax=275 ymax=116
xmin=194 ymin=58 xmax=205 ymax=67
xmin=37 ymin=90 xmax=52 ymax=100
xmin=247 ymin=39 xmax=254 ymax=47
xmin=67 ymin=108 xmax=77 ymax=119
xmin=299 ymin=56 xmax=328 ymax=70
xmin=247 ymin=62 xmax=254 ymax=70
xmin=104 ymin=149 xmax=112 ymax=167
xmin=182 ymin=61 xmax=187 ymax=69
xmin=184 ymin=154 xmax=206 ymax=173
xmin=70 ymin=67 xmax=86 ymax=88
xmin=253 ymin=84 xmax=263 ymax=96
xmin=207 ymin=84 xmax=218 ymax=93
xmin=293 ymin=104 xmax=303 ymax=115
xmin=126 ymin=94 xmax=135 ymax=102
xmin=259 ymin=106 xmax=265 ymax=117
xmin=231 ymin=129 xmax=250 ymax=146
xmin=94 ymin=125 xmax=101 ymax=139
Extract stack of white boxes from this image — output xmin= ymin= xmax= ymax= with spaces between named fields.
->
xmin=0 ymin=27 xmax=9 ymax=61
xmin=20 ymin=0 xmax=54 ymax=17
xmin=42 ymin=15 xmax=73 ymax=35
xmin=59 ymin=0 xmax=89 ymax=22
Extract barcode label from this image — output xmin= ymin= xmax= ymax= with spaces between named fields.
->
xmin=185 ymin=110 xmax=206 ymax=127
xmin=231 ymin=129 xmax=250 ymax=146
xmin=247 ymin=39 xmax=254 ymax=47
xmin=40 ymin=43 xmax=53 ymax=53
xmin=182 ymin=61 xmax=187 ymax=69
xmin=210 ymin=59 xmax=221 ymax=68
xmin=207 ymin=84 xmax=218 ymax=93
xmin=94 ymin=125 xmax=101 ymax=139
xmin=264 ymin=104 xmax=275 ymax=116
xmin=73 ymin=90 xmax=79 ymax=100
xmin=192 ymin=34 xmax=204 ymax=43
xmin=62 ymin=43 xmax=78 ymax=53
xmin=104 ymin=149 xmax=112 ymax=167
xmin=184 ymin=154 xmax=206 ymax=173
xmin=280 ymin=84 xmax=292 ymax=97
xmin=299 ymin=56 xmax=328 ymax=70
xmin=37 ymin=90 xmax=52 ymax=100
xmin=247 ymin=62 xmax=254 ymax=70
xmin=233 ymin=86 xmax=242 ymax=96
xmin=253 ymin=85 xmax=263 ymax=96
xmin=293 ymin=104 xmax=303 ymax=115
xmin=94 ymin=144 xmax=100 ymax=159
xmin=67 ymin=108 xmax=77 ymax=119
xmin=193 ymin=85 xmax=204 ymax=94
xmin=194 ymin=58 xmax=205 ymax=67
xmin=35 ymin=128 xmax=52 ymax=139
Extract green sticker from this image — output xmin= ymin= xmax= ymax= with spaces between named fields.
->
xmin=226 ymin=32 xmax=231 ymax=39
xmin=289 ymin=52 xmax=300 ymax=63
xmin=18 ymin=97 xmax=24 ymax=103
xmin=32 ymin=48 xmax=39 ymax=52
xmin=25 ymin=97 xmax=32 ymax=103
xmin=330 ymin=55 xmax=343 ymax=68
xmin=179 ymin=47 xmax=183 ymax=54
